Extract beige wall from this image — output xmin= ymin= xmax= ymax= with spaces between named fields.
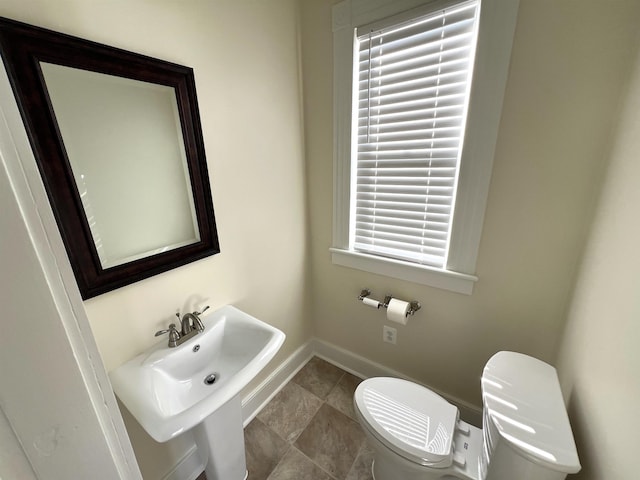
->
xmin=300 ymin=0 xmax=640 ymax=411
xmin=557 ymin=36 xmax=640 ymax=480
xmin=0 ymin=0 xmax=310 ymax=478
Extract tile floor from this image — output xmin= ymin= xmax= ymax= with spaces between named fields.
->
xmin=197 ymin=356 xmax=374 ymax=480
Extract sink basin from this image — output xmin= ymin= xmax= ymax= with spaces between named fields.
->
xmin=110 ymin=305 xmax=285 ymax=443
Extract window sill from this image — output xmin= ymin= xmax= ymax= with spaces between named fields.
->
xmin=330 ymin=248 xmax=477 ymax=295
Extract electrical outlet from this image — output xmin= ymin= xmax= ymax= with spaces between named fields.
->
xmin=383 ymin=325 xmax=397 ymax=344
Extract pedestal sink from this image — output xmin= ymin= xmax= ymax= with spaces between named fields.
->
xmin=110 ymin=305 xmax=285 ymax=480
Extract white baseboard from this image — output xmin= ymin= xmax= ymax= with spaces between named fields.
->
xmin=162 ymin=445 xmax=204 ymax=480
xmin=310 ymin=338 xmax=483 ymax=427
xmin=241 ymin=341 xmax=315 ymax=426
xmin=239 ymin=337 xmax=482 ymax=426
xmin=175 ymin=337 xmax=483 ymax=480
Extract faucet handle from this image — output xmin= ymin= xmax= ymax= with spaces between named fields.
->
xmin=191 ymin=306 xmax=208 ymax=332
xmin=155 ymin=323 xmax=181 ymax=347
xmin=155 ymin=322 xmax=179 ymax=336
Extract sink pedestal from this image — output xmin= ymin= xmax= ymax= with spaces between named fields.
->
xmin=194 ymin=393 xmax=247 ymax=480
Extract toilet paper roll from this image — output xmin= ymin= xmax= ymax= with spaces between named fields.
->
xmin=362 ymin=297 xmax=381 ymax=309
xmin=386 ymin=298 xmax=410 ymax=325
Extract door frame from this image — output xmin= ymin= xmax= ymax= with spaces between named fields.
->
xmin=0 ymin=60 xmax=142 ymax=479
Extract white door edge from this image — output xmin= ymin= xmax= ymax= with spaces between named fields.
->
xmin=0 ymin=60 xmax=142 ymax=480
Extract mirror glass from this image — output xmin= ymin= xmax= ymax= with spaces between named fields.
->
xmin=41 ymin=63 xmax=200 ymax=269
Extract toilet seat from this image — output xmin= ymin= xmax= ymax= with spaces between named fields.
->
xmin=354 ymin=377 xmax=459 ymax=468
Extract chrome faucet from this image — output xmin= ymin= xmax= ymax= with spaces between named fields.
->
xmin=155 ymin=306 xmax=209 ymax=348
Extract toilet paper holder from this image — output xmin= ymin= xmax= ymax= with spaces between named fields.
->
xmin=358 ymin=289 xmax=421 ymax=316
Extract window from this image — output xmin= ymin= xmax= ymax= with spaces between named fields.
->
xmin=331 ymin=0 xmax=519 ymax=294
xmin=353 ymin=1 xmax=479 ymax=269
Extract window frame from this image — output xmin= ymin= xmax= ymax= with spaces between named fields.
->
xmin=331 ymin=0 xmax=519 ymax=294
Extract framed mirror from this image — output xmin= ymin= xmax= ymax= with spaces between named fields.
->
xmin=0 ymin=17 xmax=220 ymax=299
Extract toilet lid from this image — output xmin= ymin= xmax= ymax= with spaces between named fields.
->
xmin=354 ymin=377 xmax=458 ymax=467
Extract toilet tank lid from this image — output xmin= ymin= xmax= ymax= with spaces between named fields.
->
xmin=481 ymin=351 xmax=581 ymax=474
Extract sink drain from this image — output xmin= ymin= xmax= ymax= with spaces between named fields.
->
xmin=203 ymin=373 xmax=218 ymax=386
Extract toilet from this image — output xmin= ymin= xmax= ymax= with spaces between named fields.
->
xmin=353 ymin=351 xmax=581 ymax=480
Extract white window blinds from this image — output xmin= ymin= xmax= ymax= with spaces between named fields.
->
xmin=352 ymin=1 xmax=480 ymax=269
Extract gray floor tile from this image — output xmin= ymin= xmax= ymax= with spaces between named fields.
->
xmin=294 ymin=404 xmax=366 ymax=480
xmin=244 ymin=418 xmax=289 ymax=480
xmin=257 ymin=382 xmax=323 ymax=442
xmin=345 ymin=442 xmax=374 ymax=480
xmin=266 ymin=447 xmax=333 ymax=480
xmin=292 ymin=357 xmax=345 ymax=399
xmin=237 ymin=361 xmax=372 ymax=480
xmin=326 ymin=372 xmax=362 ymax=421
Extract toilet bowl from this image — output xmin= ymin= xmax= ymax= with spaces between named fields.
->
xmin=354 ymin=377 xmax=483 ymax=480
xmin=353 ymin=352 xmax=581 ymax=480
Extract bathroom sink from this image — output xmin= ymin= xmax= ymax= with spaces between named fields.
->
xmin=110 ymin=305 xmax=285 ymax=442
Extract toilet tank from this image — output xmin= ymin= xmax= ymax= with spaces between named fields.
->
xmin=480 ymin=352 xmax=580 ymax=480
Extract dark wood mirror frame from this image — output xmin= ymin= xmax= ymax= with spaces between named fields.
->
xmin=0 ymin=17 xmax=220 ymax=299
